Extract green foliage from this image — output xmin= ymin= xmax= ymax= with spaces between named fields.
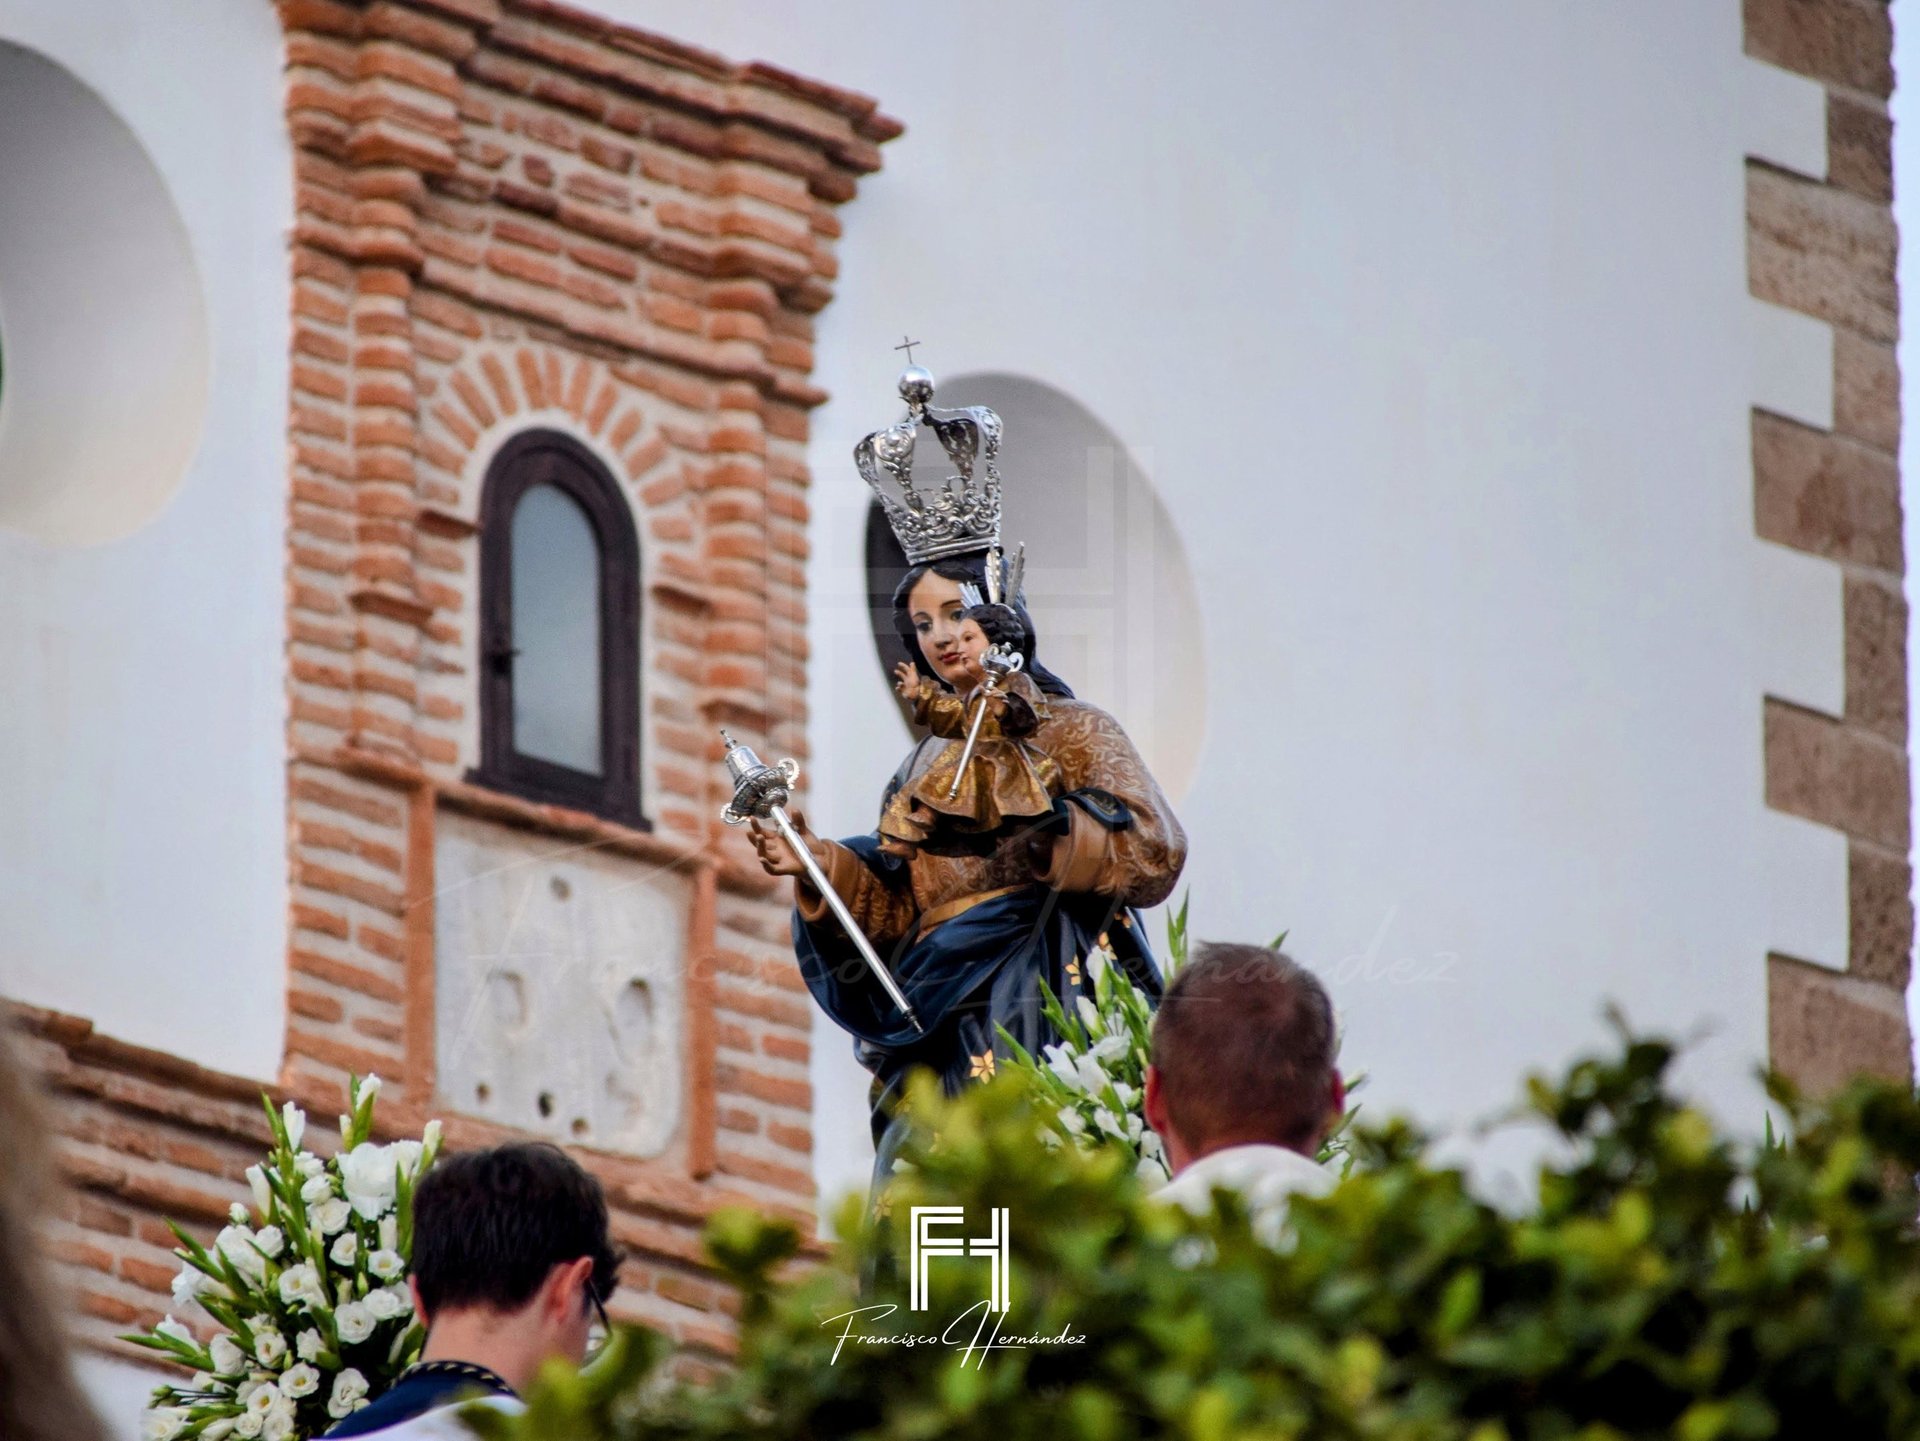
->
xmin=487 ymin=1027 xmax=1920 ymax=1441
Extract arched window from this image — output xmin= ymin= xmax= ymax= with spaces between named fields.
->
xmin=470 ymin=429 xmax=645 ymax=827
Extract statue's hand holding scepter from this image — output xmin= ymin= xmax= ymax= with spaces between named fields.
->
xmin=722 ymin=731 xmax=925 ymax=1034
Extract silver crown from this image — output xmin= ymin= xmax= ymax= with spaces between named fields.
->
xmin=855 ymin=366 xmax=1003 ymax=565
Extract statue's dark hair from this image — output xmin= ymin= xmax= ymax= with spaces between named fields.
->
xmin=890 ymin=552 xmax=1074 ymax=699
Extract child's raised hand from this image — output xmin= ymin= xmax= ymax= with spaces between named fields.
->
xmin=893 ymin=660 xmax=920 ymax=699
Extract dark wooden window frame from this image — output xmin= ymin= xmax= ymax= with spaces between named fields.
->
xmin=468 ymin=428 xmax=647 ymax=829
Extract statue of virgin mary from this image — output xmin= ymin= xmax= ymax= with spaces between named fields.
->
xmin=746 ymin=367 xmax=1188 ymax=1199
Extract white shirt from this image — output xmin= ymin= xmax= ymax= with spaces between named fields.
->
xmin=1151 ymin=1142 xmax=1337 ymax=1244
xmin=344 ymin=1395 xmax=525 ymax=1440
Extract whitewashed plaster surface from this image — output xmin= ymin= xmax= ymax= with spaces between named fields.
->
xmin=613 ymin=1 xmax=1846 ymax=1221
xmin=0 ymin=0 xmax=290 ymax=1076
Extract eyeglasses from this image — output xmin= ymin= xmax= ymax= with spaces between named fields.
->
xmin=583 ymin=1291 xmax=613 ymax=1367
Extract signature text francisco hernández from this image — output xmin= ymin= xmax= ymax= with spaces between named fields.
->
xmin=820 ymin=1302 xmax=1087 ymax=1367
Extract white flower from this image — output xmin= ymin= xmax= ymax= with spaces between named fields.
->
xmin=216 ymin=1226 xmax=267 ymax=1285
xmin=280 ymin=1362 xmax=320 ymax=1399
xmin=204 ymin=1420 xmax=237 ymax=1441
xmin=1073 ymin=1053 xmax=1110 ymax=1098
xmin=233 ymin=1414 xmax=263 ymax=1439
xmin=327 ymin=1369 xmax=370 ymax=1419
xmin=1043 ymin=1044 xmax=1082 ymax=1092
xmin=365 ymin=1284 xmax=409 ymax=1321
xmin=367 ymin=1247 xmax=404 ymax=1281
xmin=1088 ymin=947 xmax=1110 ymax=983
xmin=355 ymin=1075 xmax=383 ymax=1107
xmin=245 ymin=1383 xmax=281 ymax=1416
xmin=1093 ymin=1106 xmax=1127 ymax=1141
xmin=262 ymin=1411 xmax=295 ymax=1441
xmin=247 ymin=1166 xmax=273 ymax=1217
xmin=1075 ymin=995 xmax=1105 ymax=1037
xmin=229 ymin=1203 xmax=250 ymax=1225
xmin=310 ymin=1197 xmax=351 ymax=1236
xmin=282 ymin=1103 xmax=307 ymax=1151
xmin=254 ymin=1226 xmax=285 ymax=1260
xmin=253 ymin=1328 xmax=287 ymax=1367
xmin=1090 ymin=1033 xmax=1130 ymax=1064
xmin=421 ymin=1118 xmax=442 ymax=1156
xmin=146 ymin=1407 xmax=189 ymax=1440
xmin=1058 ymin=1108 xmax=1087 ymax=1137
xmin=338 ymin=1143 xmax=399 ymax=1221
xmin=171 ymin=1264 xmax=208 ymax=1310
xmin=1135 ymin=1155 xmax=1169 ymax=1189
xmin=1037 ymin=1128 xmax=1063 ymax=1151
xmin=392 ymin=1139 xmax=424 ymax=1177
xmin=295 ymin=1153 xmax=324 ymax=1178
xmin=277 ymin=1263 xmax=325 ymax=1309
xmin=1111 ymin=1080 xmax=1139 ymax=1109
xmin=378 ymin=1215 xmax=398 ymax=1252
xmin=155 ymin=1315 xmax=193 ymax=1345
xmin=210 ymin=1335 xmax=246 ymax=1375
xmin=1125 ymin=1112 xmax=1144 ymax=1143
xmin=300 ymin=1174 xmax=334 ymax=1206
xmin=330 ymin=1231 xmax=358 ymax=1267
xmin=334 ymin=1301 xmax=375 ymax=1345
xmin=1141 ymin=1129 xmax=1165 ymax=1160
xmin=190 ymin=1372 xmax=217 ymax=1391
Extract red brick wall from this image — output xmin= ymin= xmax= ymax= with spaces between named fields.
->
xmin=23 ymin=0 xmax=896 ymax=1374
xmin=1746 ymin=0 xmax=1914 ymax=1092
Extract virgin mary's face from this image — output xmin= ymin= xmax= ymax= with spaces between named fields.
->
xmin=906 ymin=571 xmax=980 ymax=689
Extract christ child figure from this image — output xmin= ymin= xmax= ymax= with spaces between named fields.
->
xmin=878 ymin=604 xmax=1063 ymax=856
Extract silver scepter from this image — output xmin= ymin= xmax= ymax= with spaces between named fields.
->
xmin=946 ymin=645 xmax=1024 ymax=801
xmin=718 ymin=730 xmax=924 ymax=1035
xmin=948 ymin=542 xmax=1029 ymax=801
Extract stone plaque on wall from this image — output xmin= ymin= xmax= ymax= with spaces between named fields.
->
xmin=434 ymin=810 xmax=689 ymax=1157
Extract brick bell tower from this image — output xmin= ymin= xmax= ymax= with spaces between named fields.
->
xmin=17 ymin=0 xmax=899 ymax=1375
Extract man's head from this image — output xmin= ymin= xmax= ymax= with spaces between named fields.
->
xmin=407 ymin=1142 xmax=619 ymax=1375
xmin=1144 ymin=942 xmax=1344 ymax=1173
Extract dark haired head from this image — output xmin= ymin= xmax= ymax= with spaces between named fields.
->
xmin=890 ymin=552 xmax=1074 ymax=699
xmin=1150 ymin=942 xmax=1338 ymax=1154
xmin=409 ymin=1143 xmax=619 ymax=1318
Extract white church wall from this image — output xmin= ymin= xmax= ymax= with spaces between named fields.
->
xmin=0 ymin=0 xmax=290 ymax=1078
xmin=616 ymin=1 xmax=1843 ymax=1214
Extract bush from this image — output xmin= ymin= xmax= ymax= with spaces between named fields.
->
xmin=476 ymin=1029 xmax=1920 ymax=1441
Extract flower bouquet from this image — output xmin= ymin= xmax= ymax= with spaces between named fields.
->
xmin=997 ymin=927 xmax=1172 ymax=1186
xmin=125 ymin=1076 xmax=441 ymax=1441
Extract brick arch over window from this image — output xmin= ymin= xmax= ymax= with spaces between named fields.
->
xmin=470 ymin=427 xmax=645 ymax=827
xmin=410 ymin=343 xmax=689 ymax=816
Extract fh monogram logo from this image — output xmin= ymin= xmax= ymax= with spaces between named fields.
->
xmin=908 ymin=1205 xmax=1010 ymax=1313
